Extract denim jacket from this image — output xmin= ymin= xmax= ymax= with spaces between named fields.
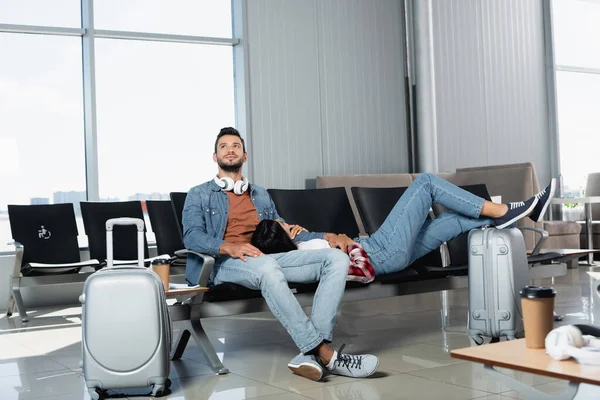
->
xmin=183 ymin=179 xmax=324 ymax=285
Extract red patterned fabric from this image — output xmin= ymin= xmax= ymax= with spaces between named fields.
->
xmin=347 ymin=243 xmax=375 ymax=283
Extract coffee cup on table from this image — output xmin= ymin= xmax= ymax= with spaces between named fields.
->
xmin=151 ymin=258 xmax=171 ymax=292
xmin=520 ymin=285 xmax=556 ymax=349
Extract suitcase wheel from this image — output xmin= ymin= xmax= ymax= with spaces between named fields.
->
xmin=152 ymin=383 xmax=167 ymax=397
xmin=89 ymin=388 xmax=105 ymax=400
xmin=471 ymin=335 xmax=484 ymax=346
xmin=490 ymin=336 xmax=500 ymax=344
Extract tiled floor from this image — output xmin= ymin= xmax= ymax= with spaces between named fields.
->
xmin=1 ymin=266 xmax=599 ymax=399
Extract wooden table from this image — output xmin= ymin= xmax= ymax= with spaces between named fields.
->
xmin=550 ymin=197 xmax=600 ymax=265
xmin=165 ymin=286 xmax=209 ymax=297
xmin=451 ymin=339 xmax=600 ymax=400
xmin=539 ymin=249 xmax=600 ymax=268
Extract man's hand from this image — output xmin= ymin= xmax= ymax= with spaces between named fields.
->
xmin=323 ymin=233 xmax=356 ymax=253
xmin=219 ymin=242 xmax=263 ymax=262
xmin=288 ymin=224 xmax=308 ymax=239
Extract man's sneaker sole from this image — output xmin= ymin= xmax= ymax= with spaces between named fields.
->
xmin=288 ymin=362 xmax=323 ymax=381
xmin=533 ymin=178 xmax=556 ymax=222
xmin=496 ymin=199 xmax=538 ymax=229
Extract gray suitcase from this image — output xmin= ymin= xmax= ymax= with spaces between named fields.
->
xmin=467 ymin=227 xmax=529 ymax=345
xmin=81 ymin=217 xmax=171 ymax=400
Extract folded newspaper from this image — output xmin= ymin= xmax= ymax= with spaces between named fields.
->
xmin=168 ymin=282 xmax=200 ymax=290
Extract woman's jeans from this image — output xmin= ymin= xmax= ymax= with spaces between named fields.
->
xmin=359 ymin=173 xmax=493 ymax=274
xmin=211 ymin=248 xmax=349 ymax=354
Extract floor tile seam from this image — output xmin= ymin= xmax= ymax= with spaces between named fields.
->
xmin=494 ymin=378 xmax=565 ymax=396
xmin=49 ymin=356 xmax=82 ymax=372
xmin=383 ymin=358 xmax=466 ymax=375
xmin=0 ymin=365 xmax=72 ymax=379
xmin=251 ymin=390 xmax=314 ymax=399
xmin=401 ymin=369 xmax=502 ymax=395
xmin=0 ymin=322 xmax=82 ymax=337
xmin=282 ymin=374 xmax=395 ymax=395
xmin=224 ymin=371 xmax=293 ymax=397
xmin=417 ymin=340 xmax=470 ymax=351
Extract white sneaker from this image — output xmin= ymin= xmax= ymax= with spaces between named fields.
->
xmin=326 ymin=344 xmax=379 ymax=378
xmin=288 ymin=353 xmax=324 ymax=381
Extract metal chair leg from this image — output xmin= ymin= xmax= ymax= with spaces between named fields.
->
xmin=10 ymin=277 xmax=28 ymax=322
xmin=171 ymin=329 xmax=191 ymax=360
xmin=187 ymin=319 xmax=228 ymax=374
xmin=440 ymin=290 xmax=450 ymax=330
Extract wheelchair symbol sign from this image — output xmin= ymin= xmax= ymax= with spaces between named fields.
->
xmin=38 ymin=225 xmax=51 ymax=239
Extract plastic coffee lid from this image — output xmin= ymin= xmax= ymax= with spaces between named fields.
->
xmin=151 ymin=258 xmax=171 ymax=265
xmin=520 ymin=285 xmax=556 ymax=299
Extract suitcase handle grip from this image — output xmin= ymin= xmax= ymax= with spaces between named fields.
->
xmin=106 ymin=218 xmax=145 ymax=269
xmin=106 ymin=217 xmax=145 ymax=231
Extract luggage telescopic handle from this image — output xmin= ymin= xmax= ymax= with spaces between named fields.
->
xmin=106 ymin=217 xmax=145 ymax=232
xmin=105 ymin=217 xmax=145 ymax=269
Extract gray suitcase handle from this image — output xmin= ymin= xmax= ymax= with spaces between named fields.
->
xmin=105 ymin=217 xmax=145 ymax=269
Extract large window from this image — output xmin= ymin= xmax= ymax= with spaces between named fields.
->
xmin=95 ymin=39 xmax=235 ymax=201
xmin=0 ymin=33 xmax=86 ymax=249
xmin=0 ymin=0 xmax=81 ymax=28
xmin=93 ymin=0 xmax=232 ymax=37
xmin=553 ymin=0 xmax=600 ymax=196
xmin=0 ymin=3 xmax=237 ymax=250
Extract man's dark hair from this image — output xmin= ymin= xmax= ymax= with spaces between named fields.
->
xmin=214 ymin=127 xmax=246 ymax=154
xmin=251 ymin=220 xmax=298 ymax=254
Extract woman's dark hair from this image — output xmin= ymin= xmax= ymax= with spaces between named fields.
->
xmin=251 ymin=220 xmax=298 ymax=254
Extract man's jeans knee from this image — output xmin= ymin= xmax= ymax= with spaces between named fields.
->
xmin=212 ymin=248 xmax=349 ymax=353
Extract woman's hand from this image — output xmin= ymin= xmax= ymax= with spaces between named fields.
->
xmin=324 ymin=233 xmax=356 ymax=253
xmin=276 ymin=219 xmax=307 ymax=239
xmin=288 ymin=224 xmax=308 ymax=239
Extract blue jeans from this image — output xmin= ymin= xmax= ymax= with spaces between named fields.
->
xmin=210 ymin=248 xmax=349 ymax=354
xmin=359 ymin=173 xmax=493 ymax=274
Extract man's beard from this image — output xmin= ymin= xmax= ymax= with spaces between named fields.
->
xmin=217 ymin=157 xmax=244 ymax=173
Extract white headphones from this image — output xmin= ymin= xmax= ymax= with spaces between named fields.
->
xmin=213 ymin=176 xmax=249 ymax=195
xmin=545 ymin=325 xmax=600 ymax=365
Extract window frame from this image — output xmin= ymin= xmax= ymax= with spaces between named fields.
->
xmin=0 ymin=0 xmax=240 ymax=202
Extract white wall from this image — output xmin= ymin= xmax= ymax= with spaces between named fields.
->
xmin=431 ymin=0 xmax=552 ymax=185
xmin=243 ymin=0 xmax=409 ymax=189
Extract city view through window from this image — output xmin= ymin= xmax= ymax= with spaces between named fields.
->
xmin=0 ymin=1 xmax=235 ymax=250
xmin=553 ymin=0 xmax=600 ymax=206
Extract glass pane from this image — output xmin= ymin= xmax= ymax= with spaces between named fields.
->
xmin=94 ymin=38 xmax=235 ymax=204
xmin=0 ymin=33 xmax=86 ymax=250
xmin=556 ymin=70 xmax=600 ymax=196
xmin=553 ymin=0 xmax=600 ymax=69
xmin=0 ymin=0 xmax=81 ymax=28
xmin=94 ymin=0 xmax=232 ymax=37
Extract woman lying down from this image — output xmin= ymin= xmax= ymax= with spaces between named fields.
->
xmin=251 ymin=174 xmax=556 ymax=282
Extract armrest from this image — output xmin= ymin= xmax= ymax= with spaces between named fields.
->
xmin=518 ymin=227 xmax=548 ymax=256
xmin=174 ymin=249 xmax=215 ymax=288
xmin=9 ymin=241 xmax=23 ymax=278
xmin=439 ymin=242 xmax=450 ymax=268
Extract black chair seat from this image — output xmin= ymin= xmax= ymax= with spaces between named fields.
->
xmin=528 ymin=252 xmax=564 ymax=264
xmin=80 ymin=201 xmax=150 ymax=263
xmin=203 ymin=281 xmax=324 ymax=302
xmin=8 ymin=204 xmax=84 ymax=271
xmin=268 ymin=187 xmax=359 ymax=238
xmin=204 ymin=283 xmax=264 ymax=302
xmin=374 ymin=267 xmax=420 ymax=284
xmin=23 ymin=259 xmax=101 ymax=276
xmin=423 ymin=265 xmax=469 ymax=276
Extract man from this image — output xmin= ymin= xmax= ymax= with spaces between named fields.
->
xmin=182 ymin=127 xmax=379 ymax=381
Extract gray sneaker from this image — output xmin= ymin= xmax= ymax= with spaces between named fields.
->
xmin=326 ymin=344 xmax=379 ymax=378
xmin=288 ymin=353 xmax=324 ymax=381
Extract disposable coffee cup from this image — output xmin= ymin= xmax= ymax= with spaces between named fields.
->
xmin=151 ymin=258 xmax=171 ymax=292
xmin=520 ymin=285 xmax=556 ymax=349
